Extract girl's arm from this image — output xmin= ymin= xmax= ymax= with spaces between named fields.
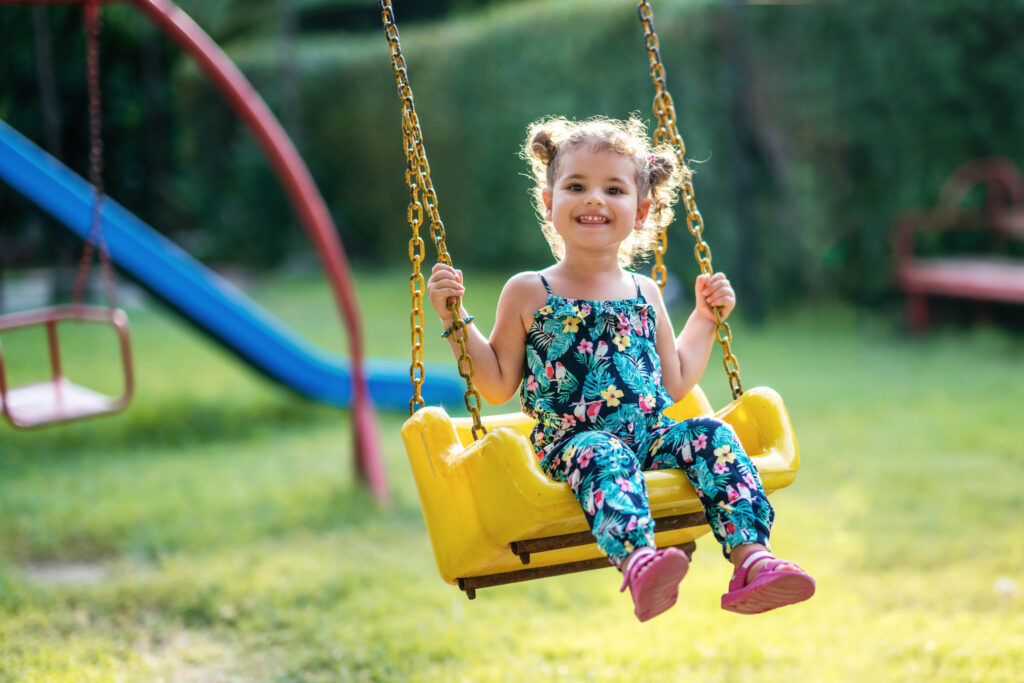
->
xmin=645 ymin=273 xmax=736 ymax=402
xmin=426 ymin=264 xmax=539 ymax=405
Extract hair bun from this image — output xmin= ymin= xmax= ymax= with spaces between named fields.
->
xmin=648 ymin=152 xmax=676 ymax=186
xmin=530 ymin=129 xmax=558 ymax=164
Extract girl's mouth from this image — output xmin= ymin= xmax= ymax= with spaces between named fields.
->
xmin=576 ymin=215 xmax=609 ymax=225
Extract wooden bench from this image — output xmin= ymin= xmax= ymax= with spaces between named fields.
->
xmin=893 ymin=158 xmax=1024 ymax=332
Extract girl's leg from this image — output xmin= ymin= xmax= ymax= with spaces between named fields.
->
xmin=641 ymin=417 xmax=814 ymax=612
xmin=541 ymin=431 xmax=655 ymax=568
xmin=640 ymin=417 xmax=774 ymax=558
xmin=721 ymin=542 xmax=815 ymax=614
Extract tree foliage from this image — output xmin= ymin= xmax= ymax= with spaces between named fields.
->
xmin=3 ymin=0 xmax=1023 ymax=311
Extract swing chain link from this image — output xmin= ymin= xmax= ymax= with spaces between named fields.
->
xmin=73 ymin=0 xmax=118 ymax=311
xmin=637 ymin=0 xmax=743 ymax=399
xmin=381 ymin=0 xmax=486 ymax=438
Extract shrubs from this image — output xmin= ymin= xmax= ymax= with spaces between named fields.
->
xmin=6 ymin=0 xmax=1024 ymax=312
xmin=176 ymin=0 xmax=1024 ymax=312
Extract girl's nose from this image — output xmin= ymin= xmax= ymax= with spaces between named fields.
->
xmin=584 ymin=191 xmax=605 ymax=205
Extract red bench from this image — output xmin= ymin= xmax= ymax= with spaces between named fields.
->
xmin=893 ymin=158 xmax=1024 ymax=332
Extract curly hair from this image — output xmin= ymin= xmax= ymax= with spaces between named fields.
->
xmin=521 ymin=115 xmax=686 ymax=267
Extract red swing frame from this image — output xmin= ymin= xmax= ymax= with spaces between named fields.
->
xmin=0 ymin=305 xmax=133 ymax=428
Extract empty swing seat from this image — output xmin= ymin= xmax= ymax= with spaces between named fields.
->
xmin=401 ymin=384 xmax=800 ymax=598
xmin=0 ymin=305 xmax=133 ymax=429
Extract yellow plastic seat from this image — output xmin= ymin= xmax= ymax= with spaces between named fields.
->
xmin=401 ymin=384 xmax=799 ymax=598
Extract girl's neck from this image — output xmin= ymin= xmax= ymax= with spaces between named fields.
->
xmin=559 ymin=248 xmax=621 ymax=279
xmin=546 ymin=257 xmax=634 ymax=300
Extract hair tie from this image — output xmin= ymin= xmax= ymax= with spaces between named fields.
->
xmin=647 ymin=154 xmax=657 ymax=165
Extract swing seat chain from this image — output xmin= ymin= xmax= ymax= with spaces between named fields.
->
xmin=638 ymin=0 xmax=743 ymax=399
xmin=381 ymin=1 xmax=487 ymax=439
xmin=74 ymin=0 xmax=119 ymax=311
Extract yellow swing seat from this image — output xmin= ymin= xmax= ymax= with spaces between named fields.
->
xmin=401 ymin=384 xmax=799 ymax=598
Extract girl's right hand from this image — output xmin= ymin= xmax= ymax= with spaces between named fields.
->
xmin=426 ymin=263 xmax=466 ymax=323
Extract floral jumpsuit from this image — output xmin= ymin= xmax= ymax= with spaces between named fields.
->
xmin=520 ymin=274 xmax=774 ymax=567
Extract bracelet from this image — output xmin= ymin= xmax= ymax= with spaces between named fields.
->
xmin=441 ymin=315 xmax=475 ymax=338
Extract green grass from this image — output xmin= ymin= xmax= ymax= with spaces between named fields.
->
xmin=1 ymin=267 xmax=1023 ymax=681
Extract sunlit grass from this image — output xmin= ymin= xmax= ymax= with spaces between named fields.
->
xmin=1 ymin=267 xmax=1023 ymax=681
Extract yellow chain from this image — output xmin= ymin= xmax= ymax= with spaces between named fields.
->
xmin=637 ymin=0 xmax=743 ymax=399
xmin=381 ymin=1 xmax=486 ymax=438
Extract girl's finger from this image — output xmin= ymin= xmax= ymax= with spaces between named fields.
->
xmin=430 ymin=270 xmax=460 ymax=285
xmin=708 ymin=279 xmax=733 ymax=294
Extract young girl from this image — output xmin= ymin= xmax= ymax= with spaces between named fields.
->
xmin=427 ymin=116 xmax=814 ymax=622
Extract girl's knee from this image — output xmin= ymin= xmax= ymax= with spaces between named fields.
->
xmin=689 ymin=418 xmax=741 ymax=447
xmin=686 ymin=416 xmax=729 ymax=434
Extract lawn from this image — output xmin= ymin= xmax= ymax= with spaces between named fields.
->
xmin=1 ymin=267 xmax=1022 ymax=681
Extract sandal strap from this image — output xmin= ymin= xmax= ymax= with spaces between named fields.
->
xmin=731 ymin=549 xmax=775 ymax=587
xmin=740 ymin=549 xmax=775 ymax=571
xmin=619 ymin=548 xmax=657 ymax=592
xmin=759 ymin=558 xmax=794 ymax=574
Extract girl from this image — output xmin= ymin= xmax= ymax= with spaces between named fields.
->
xmin=427 ymin=116 xmax=814 ymax=622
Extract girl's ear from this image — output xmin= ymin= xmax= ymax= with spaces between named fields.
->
xmin=542 ymin=189 xmax=553 ymax=221
xmin=635 ymin=198 xmax=651 ymax=229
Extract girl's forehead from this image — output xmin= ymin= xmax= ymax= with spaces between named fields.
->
xmin=555 ymin=147 xmax=639 ymax=182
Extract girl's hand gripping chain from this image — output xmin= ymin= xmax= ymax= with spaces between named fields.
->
xmin=427 ymin=263 xmax=467 ymax=326
xmin=694 ymin=273 xmax=736 ymax=323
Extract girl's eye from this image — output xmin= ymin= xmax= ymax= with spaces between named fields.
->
xmin=568 ymin=183 xmax=584 ymax=192
xmin=607 ymin=186 xmax=623 ymax=195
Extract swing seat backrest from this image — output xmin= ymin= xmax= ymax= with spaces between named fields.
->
xmin=0 ymin=305 xmax=133 ymax=429
xmin=401 ymin=384 xmax=799 ymax=589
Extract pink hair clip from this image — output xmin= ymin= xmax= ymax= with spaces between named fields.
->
xmin=647 ymin=154 xmax=657 ymax=165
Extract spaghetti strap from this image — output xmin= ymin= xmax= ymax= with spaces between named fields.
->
xmin=632 ymin=274 xmax=642 ymax=299
xmin=538 ymin=273 xmax=553 ymax=294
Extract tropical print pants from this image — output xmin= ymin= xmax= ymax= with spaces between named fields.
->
xmin=540 ymin=416 xmax=774 ymax=567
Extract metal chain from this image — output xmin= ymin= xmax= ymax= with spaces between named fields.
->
xmin=380 ymin=1 xmax=486 ymax=438
xmin=73 ymin=0 xmax=118 ymax=310
xmin=406 ymin=132 xmax=427 ymax=414
xmin=637 ymin=0 xmax=743 ymax=399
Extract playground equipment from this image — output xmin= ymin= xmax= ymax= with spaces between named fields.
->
xmin=0 ymin=2 xmax=134 ymax=429
xmin=382 ymin=0 xmax=801 ymax=598
xmin=0 ymin=120 xmax=467 ymax=413
xmin=894 ymin=157 xmax=1024 ymax=332
xmin=1 ymin=0 xmax=447 ymax=500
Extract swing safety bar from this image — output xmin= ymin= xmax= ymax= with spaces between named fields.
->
xmin=0 ymin=305 xmax=133 ymax=429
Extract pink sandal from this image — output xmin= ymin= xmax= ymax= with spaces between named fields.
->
xmin=721 ymin=549 xmax=815 ymax=614
xmin=620 ymin=547 xmax=690 ymax=622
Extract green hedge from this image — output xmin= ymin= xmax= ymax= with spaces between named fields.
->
xmin=5 ymin=1 xmax=1024 ymax=312
xmin=170 ymin=0 xmax=1024 ymax=311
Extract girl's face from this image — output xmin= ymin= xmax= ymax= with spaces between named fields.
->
xmin=543 ymin=147 xmax=651 ymax=261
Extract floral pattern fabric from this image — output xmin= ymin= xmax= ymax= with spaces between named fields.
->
xmin=521 ymin=274 xmax=773 ymax=566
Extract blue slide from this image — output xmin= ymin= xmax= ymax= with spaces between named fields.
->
xmin=0 ymin=119 xmax=464 ymax=410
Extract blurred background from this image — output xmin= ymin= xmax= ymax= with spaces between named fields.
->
xmin=2 ymin=2 xmax=1024 ymax=680
xmin=2 ymin=0 xmax=1023 ymax=323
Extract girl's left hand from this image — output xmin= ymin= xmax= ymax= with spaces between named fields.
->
xmin=695 ymin=273 xmax=736 ymax=322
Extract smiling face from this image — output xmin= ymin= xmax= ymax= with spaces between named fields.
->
xmin=542 ymin=147 xmax=651 ymax=261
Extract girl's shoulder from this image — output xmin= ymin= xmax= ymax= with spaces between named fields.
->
xmin=503 ymin=270 xmax=548 ymax=295
xmin=500 ymin=270 xmax=550 ymax=312
xmin=630 ymin=271 xmax=666 ymax=305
